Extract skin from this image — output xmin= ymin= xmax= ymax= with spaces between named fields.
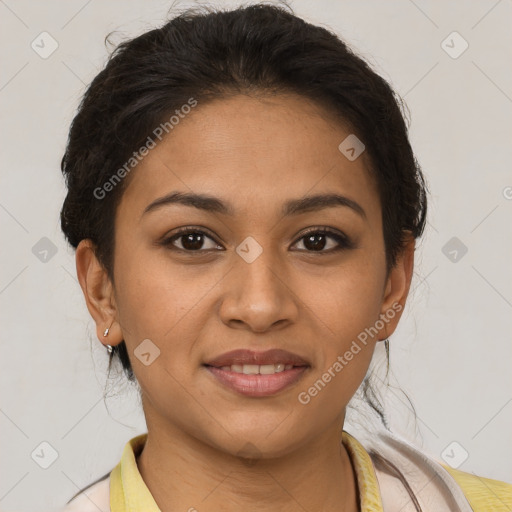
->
xmin=76 ymin=93 xmax=415 ymax=512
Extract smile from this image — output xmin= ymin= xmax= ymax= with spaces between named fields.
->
xmin=204 ymin=364 xmax=308 ymax=397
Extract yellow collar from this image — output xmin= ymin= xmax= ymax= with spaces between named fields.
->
xmin=110 ymin=431 xmax=384 ymax=512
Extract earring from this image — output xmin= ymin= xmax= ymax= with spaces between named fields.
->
xmin=103 ymin=320 xmax=114 ymax=354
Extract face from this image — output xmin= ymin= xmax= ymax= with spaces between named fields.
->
xmin=78 ymin=93 xmax=413 ymax=458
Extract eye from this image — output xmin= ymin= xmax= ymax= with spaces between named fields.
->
xmin=160 ymin=226 xmax=354 ymax=254
xmin=160 ymin=227 xmax=223 ymax=252
xmin=292 ymin=227 xmax=354 ymax=253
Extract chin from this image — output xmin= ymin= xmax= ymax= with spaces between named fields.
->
xmin=202 ymin=417 xmax=309 ymax=460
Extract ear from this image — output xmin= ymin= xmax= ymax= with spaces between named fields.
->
xmin=377 ymin=234 xmax=415 ymax=340
xmin=75 ymin=239 xmax=123 ymax=348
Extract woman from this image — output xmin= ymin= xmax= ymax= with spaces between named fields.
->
xmin=58 ymin=4 xmax=511 ymax=511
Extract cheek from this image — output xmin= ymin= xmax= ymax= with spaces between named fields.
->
xmin=309 ymin=255 xmax=385 ymax=341
xmin=301 ymin=253 xmax=385 ymax=392
xmin=112 ymin=238 xmax=223 ymax=371
xmin=297 ymin=284 xmax=381 ymax=417
xmin=112 ymin=236 xmax=183 ymax=343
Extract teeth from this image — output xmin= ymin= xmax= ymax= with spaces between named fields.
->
xmin=260 ymin=364 xmax=278 ymax=374
xmin=242 ymin=364 xmax=259 ymax=375
xmin=220 ymin=363 xmax=295 ymax=374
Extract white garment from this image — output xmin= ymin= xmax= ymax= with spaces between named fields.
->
xmin=360 ymin=428 xmax=474 ymax=511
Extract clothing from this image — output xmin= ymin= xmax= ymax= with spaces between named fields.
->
xmin=60 ymin=430 xmax=511 ymax=511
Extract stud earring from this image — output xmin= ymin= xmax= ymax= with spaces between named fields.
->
xmin=103 ymin=320 xmax=114 ymax=354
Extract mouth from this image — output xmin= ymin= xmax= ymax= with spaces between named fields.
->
xmin=203 ymin=349 xmax=310 ymax=397
xmin=208 ymin=362 xmax=298 ymax=374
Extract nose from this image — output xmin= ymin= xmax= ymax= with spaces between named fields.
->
xmin=219 ymin=247 xmax=299 ymax=333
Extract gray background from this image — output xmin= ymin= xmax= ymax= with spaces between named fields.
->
xmin=1 ymin=0 xmax=511 ymax=510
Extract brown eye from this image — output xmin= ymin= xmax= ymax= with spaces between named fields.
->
xmin=293 ymin=228 xmax=354 ymax=253
xmin=161 ymin=228 xmax=223 ymax=252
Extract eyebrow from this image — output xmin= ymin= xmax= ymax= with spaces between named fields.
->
xmin=141 ymin=191 xmax=366 ymax=220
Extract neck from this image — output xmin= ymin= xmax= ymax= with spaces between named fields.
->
xmin=137 ymin=410 xmax=359 ymax=512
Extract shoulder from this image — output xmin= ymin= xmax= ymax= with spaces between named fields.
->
xmin=58 ymin=474 xmax=110 ymax=512
xmin=441 ymin=464 xmax=512 ymax=512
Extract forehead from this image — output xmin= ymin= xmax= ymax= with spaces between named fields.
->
xmin=117 ymin=93 xmax=380 ymax=223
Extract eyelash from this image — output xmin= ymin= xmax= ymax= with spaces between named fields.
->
xmin=159 ymin=226 xmax=354 ymax=254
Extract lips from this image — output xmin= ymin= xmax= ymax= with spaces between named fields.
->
xmin=203 ymin=349 xmax=310 ymax=397
xmin=205 ymin=365 xmax=308 ymax=397
xmin=204 ymin=348 xmax=310 ymax=368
